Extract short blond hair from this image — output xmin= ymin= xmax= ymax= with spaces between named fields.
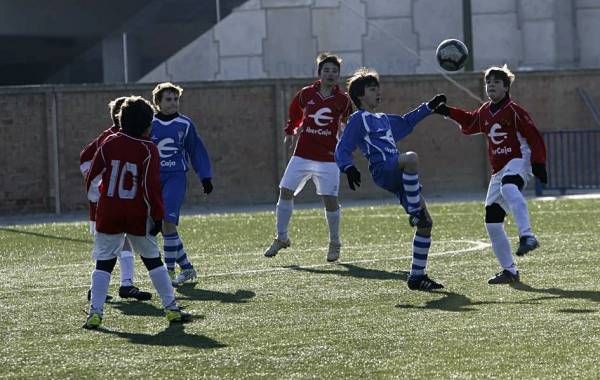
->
xmin=151 ymin=82 xmax=183 ymax=106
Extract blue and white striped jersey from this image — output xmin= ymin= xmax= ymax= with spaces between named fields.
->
xmin=335 ymin=103 xmax=432 ymax=171
xmin=150 ymin=113 xmax=212 ymax=179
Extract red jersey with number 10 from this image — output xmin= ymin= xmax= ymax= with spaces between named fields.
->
xmin=447 ymin=98 xmax=546 ymax=174
xmin=85 ymin=132 xmax=164 ymax=235
xmin=285 ymin=81 xmax=352 ymax=162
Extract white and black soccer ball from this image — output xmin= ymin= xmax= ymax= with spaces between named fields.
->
xmin=436 ymin=39 xmax=469 ymax=71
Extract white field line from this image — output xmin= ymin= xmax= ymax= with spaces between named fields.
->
xmin=0 ymin=239 xmax=490 ymax=295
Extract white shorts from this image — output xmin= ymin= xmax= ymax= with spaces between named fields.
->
xmin=485 ymin=158 xmax=533 ymax=211
xmin=92 ymin=220 xmax=160 ymax=261
xmin=88 ymin=221 xmax=133 ymax=258
xmin=279 ymin=156 xmax=340 ymax=196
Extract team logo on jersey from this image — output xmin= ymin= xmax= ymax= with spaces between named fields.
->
xmin=157 ymin=138 xmax=178 ymax=158
xmin=308 ymin=107 xmax=334 ymax=127
xmin=487 ymin=123 xmax=507 ymax=145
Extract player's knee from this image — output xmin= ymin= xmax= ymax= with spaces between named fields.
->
xmin=485 ymin=203 xmax=506 ymax=223
xmin=405 ymin=151 xmax=419 ymax=166
xmin=95 ymin=258 xmax=117 ymax=273
xmin=501 ymin=175 xmax=524 ymax=191
xmin=140 ymin=256 xmax=163 ymax=271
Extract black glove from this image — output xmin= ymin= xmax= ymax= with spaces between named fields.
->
xmin=532 ymin=163 xmax=548 ymax=184
xmin=345 ymin=166 xmax=361 ymax=191
xmin=202 ymin=178 xmax=213 ymax=194
xmin=427 ymin=94 xmax=447 ymax=110
xmin=149 ymin=220 xmax=162 ymax=236
xmin=432 ymin=103 xmax=450 ymax=116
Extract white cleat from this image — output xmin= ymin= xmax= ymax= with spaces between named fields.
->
xmin=264 ymin=238 xmax=291 ymax=257
xmin=172 ymin=268 xmax=197 ymax=286
xmin=327 ymin=241 xmax=341 ymax=262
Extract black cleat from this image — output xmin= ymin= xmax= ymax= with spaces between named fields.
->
xmin=488 ymin=269 xmax=520 ymax=284
xmin=515 ymin=236 xmax=539 ymax=256
xmin=408 ymin=209 xmax=432 ymax=228
xmin=407 ymin=274 xmax=444 ymax=291
xmin=118 ymin=286 xmax=152 ymax=301
xmin=87 ymin=289 xmax=113 ymax=302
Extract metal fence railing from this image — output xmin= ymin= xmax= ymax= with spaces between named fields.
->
xmin=536 ymin=130 xmax=600 ymax=195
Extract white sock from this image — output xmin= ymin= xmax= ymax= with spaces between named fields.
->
xmin=486 ymin=223 xmax=518 ymax=274
xmin=90 ymin=269 xmax=111 ymax=314
xmin=148 ymin=266 xmax=176 ymax=309
xmin=501 ymin=184 xmax=533 ymax=237
xmin=118 ymin=251 xmax=134 ymax=287
xmin=276 ymin=198 xmax=293 ymax=241
xmin=325 ymin=208 xmax=341 ymax=244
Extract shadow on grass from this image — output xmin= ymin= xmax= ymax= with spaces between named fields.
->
xmin=0 ymin=227 xmax=91 ymax=244
xmin=175 ymin=283 xmax=256 ymax=303
xmin=511 ymin=282 xmax=599 ymax=313
xmin=94 ymin=323 xmax=227 ymax=349
xmin=110 ymin=300 xmax=167 ymax=317
xmin=285 ymin=263 xmax=407 ymax=280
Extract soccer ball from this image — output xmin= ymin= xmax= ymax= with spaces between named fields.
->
xmin=436 ymin=39 xmax=469 ymax=71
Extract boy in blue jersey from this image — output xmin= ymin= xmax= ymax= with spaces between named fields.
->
xmin=335 ymin=68 xmax=446 ymax=291
xmin=151 ymin=82 xmax=213 ymax=286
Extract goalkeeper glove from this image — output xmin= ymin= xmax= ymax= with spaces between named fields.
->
xmin=149 ymin=220 xmax=163 ymax=236
xmin=532 ymin=163 xmax=548 ymax=184
xmin=202 ymin=178 xmax=213 ymax=194
xmin=427 ymin=94 xmax=447 ymax=110
xmin=344 ymin=166 xmax=361 ymax=191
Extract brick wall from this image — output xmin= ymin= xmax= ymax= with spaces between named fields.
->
xmin=1 ymin=69 xmax=599 ymax=215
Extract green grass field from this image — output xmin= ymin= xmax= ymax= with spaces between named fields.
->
xmin=1 ymin=197 xmax=600 ymax=379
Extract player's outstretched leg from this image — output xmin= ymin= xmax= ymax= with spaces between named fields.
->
xmin=264 ymin=194 xmax=294 ymax=257
xmin=485 ymin=203 xmax=521 ymax=284
xmin=500 ymin=179 xmax=539 ymax=256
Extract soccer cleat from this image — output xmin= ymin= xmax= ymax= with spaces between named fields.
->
xmin=515 ymin=235 xmax=539 ymax=256
xmin=165 ymin=308 xmax=192 ymax=323
xmin=172 ymin=268 xmax=198 ymax=286
xmin=488 ymin=270 xmax=520 ymax=284
xmin=263 ymin=238 xmax=291 ymax=258
xmin=118 ymin=286 xmax=152 ymax=301
xmin=407 ymin=274 xmax=444 ymax=291
xmin=87 ymin=289 xmax=113 ymax=302
xmin=327 ymin=241 xmax=341 ymax=262
xmin=82 ymin=313 xmax=102 ymax=329
xmin=408 ymin=209 xmax=432 ymax=229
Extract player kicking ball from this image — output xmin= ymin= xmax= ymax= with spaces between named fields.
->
xmin=433 ymin=64 xmax=547 ymax=284
xmin=83 ymin=96 xmax=190 ymax=329
xmin=335 ymin=68 xmax=447 ymax=291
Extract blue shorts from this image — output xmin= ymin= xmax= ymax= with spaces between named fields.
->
xmin=371 ymin=162 xmax=411 ymax=214
xmin=160 ymin=171 xmax=187 ymax=225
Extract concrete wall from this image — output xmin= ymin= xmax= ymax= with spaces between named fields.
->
xmin=140 ymin=0 xmax=600 ymax=83
xmin=1 ymin=69 xmax=600 ymax=215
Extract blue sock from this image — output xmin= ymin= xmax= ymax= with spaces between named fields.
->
xmin=410 ymin=232 xmax=431 ymax=276
xmin=175 ymin=235 xmax=193 ymax=270
xmin=403 ymin=171 xmax=421 ymax=214
xmin=163 ymin=233 xmax=180 ymax=271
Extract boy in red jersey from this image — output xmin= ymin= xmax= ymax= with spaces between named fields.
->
xmin=83 ymin=96 xmax=189 ymax=329
xmin=80 ymin=96 xmax=151 ymax=301
xmin=434 ymin=65 xmax=548 ymax=284
xmin=263 ymin=53 xmax=352 ymax=262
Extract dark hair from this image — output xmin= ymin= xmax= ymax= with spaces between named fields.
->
xmin=151 ymin=82 xmax=183 ymax=106
xmin=118 ymin=96 xmax=154 ymax=137
xmin=316 ymin=52 xmax=342 ymax=75
xmin=346 ymin=67 xmax=380 ymax=108
xmin=484 ymin=64 xmax=515 ymax=89
xmin=108 ymin=96 xmax=128 ymax=127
